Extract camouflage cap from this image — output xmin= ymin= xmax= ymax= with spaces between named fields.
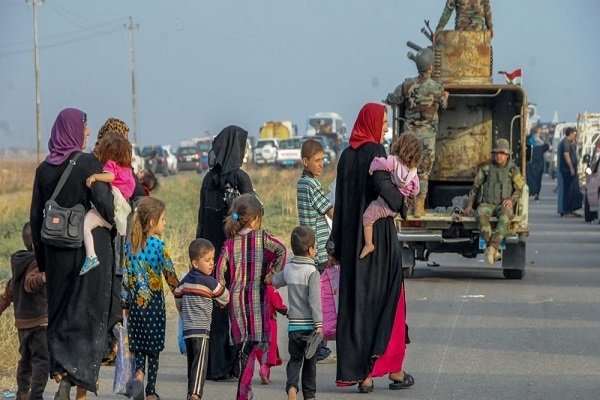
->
xmin=492 ymin=138 xmax=511 ymax=154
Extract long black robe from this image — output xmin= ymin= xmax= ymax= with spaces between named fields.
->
xmin=30 ymin=152 xmax=115 ymax=393
xmin=526 ymin=142 xmax=549 ymax=196
xmin=196 ymin=126 xmax=253 ymax=380
xmin=330 ymin=142 xmax=407 ymax=383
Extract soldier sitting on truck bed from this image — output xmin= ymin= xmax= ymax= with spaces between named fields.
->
xmin=464 ymin=138 xmax=524 ymax=264
xmin=385 ymin=45 xmax=448 ymax=217
xmin=434 ymin=0 xmax=494 ymax=42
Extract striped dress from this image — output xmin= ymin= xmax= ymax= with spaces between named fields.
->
xmin=216 ymin=228 xmax=287 ymax=346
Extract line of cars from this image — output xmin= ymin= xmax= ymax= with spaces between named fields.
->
xmin=253 ymin=135 xmax=338 ymax=168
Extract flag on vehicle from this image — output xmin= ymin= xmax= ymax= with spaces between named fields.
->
xmin=498 ymin=68 xmax=522 ymax=85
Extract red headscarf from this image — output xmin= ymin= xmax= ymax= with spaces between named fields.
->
xmin=349 ymin=103 xmax=386 ymax=149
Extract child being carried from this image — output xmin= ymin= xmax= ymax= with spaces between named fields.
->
xmin=360 ymin=133 xmax=422 ymax=259
xmin=81 ymin=132 xmax=135 ymax=274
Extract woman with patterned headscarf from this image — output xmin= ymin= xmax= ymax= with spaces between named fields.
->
xmin=196 ymin=125 xmax=254 ymax=380
xmin=329 ymin=103 xmax=413 ymax=393
xmin=30 ymin=108 xmax=115 ymax=398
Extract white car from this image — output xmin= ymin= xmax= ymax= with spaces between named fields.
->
xmin=276 ymin=137 xmax=303 ymax=168
xmin=131 ymin=144 xmax=144 ymax=174
xmin=162 ymin=145 xmax=178 ymax=174
xmin=254 ymin=138 xmax=279 ymax=165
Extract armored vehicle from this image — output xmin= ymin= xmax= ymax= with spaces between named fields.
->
xmin=391 ymin=30 xmax=530 ymax=279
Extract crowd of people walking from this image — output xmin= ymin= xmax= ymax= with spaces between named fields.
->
xmin=1 ymin=102 xmax=415 ymax=400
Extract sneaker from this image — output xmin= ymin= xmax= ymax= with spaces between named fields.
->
xmin=80 ymin=256 xmax=100 ymax=276
xmin=317 ymin=352 xmax=337 ymax=364
xmin=304 ymin=331 xmax=323 ymax=359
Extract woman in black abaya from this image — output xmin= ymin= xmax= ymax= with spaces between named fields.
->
xmin=196 ymin=125 xmax=253 ymax=380
xmin=330 ymin=103 xmax=413 ymax=393
xmin=30 ymin=108 xmax=115 ymax=398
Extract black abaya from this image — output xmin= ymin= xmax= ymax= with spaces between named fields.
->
xmin=195 ymin=126 xmax=253 ymax=380
xmin=30 ymin=152 xmax=115 ymax=392
xmin=330 ymin=142 xmax=407 ymax=383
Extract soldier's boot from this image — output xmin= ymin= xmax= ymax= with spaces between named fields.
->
xmin=485 ymin=246 xmax=498 ymax=265
xmin=414 ymin=196 xmax=426 ymax=218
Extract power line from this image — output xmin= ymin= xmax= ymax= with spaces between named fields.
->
xmin=0 ymin=17 xmax=128 ymax=50
xmin=0 ymin=27 xmax=122 ymax=57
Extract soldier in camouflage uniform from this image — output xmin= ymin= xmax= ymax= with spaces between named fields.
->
xmin=434 ymin=0 xmax=493 ymax=39
xmin=464 ymin=138 xmax=524 ymax=264
xmin=385 ymin=46 xmax=448 ymax=217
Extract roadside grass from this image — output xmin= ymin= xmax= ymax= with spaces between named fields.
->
xmin=0 ymin=161 xmax=336 ymax=388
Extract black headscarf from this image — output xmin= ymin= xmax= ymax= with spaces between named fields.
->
xmin=209 ymin=125 xmax=248 ymax=187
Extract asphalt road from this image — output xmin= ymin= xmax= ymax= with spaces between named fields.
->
xmin=44 ymin=176 xmax=600 ymax=400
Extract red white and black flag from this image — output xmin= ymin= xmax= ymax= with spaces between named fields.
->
xmin=498 ymin=68 xmax=522 ymax=85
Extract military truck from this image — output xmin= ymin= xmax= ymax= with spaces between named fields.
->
xmin=391 ymin=30 xmax=530 ymax=279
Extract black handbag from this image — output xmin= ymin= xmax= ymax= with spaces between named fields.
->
xmin=41 ymin=152 xmax=86 ymax=248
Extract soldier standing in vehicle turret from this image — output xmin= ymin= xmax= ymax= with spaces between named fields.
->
xmin=434 ymin=0 xmax=494 ymax=41
xmin=464 ymin=139 xmax=524 ymax=264
xmin=385 ymin=45 xmax=449 ymax=217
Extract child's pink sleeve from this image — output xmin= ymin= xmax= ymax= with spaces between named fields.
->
xmin=103 ymin=160 xmax=118 ymax=175
xmin=402 ymin=176 xmax=420 ymax=196
xmin=369 ymin=156 xmax=395 ymax=174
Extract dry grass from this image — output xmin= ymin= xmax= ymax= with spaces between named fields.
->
xmin=0 ymin=161 xmax=337 ymax=387
xmin=0 ymin=287 xmax=18 ymax=390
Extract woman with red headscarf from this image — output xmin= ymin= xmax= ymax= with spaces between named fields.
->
xmin=329 ymin=103 xmax=413 ymax=393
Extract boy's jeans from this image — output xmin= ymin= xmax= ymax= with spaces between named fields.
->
xmin=286 ymin=330 xmax=317 ymax=398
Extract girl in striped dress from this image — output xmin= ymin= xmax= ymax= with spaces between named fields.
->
xmin=216 ymin=194 xmax=287 ymax=400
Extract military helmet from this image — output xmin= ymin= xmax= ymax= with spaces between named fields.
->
xmin=406 ymin=42 xmax=435 ymax=72
xmin=492 ymin=138 xmax=511 ymax=155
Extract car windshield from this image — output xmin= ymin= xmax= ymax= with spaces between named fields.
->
xmin=197 ymin=141 xmax=212 ymax=152
xmin=141 ymin=146 xmax=164 ymax=157
xmin=178 ymin=147 xmax=197 ymax=156
xmin=280 ymin=138 xmax=302 ymax=149
xmin=308 ymin=117 xmax=334 ymax=134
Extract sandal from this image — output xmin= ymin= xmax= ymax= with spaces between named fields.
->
xmin=358 ymin=381 xmax=374 ymax=393
xmin=389 ymin=372 xmax=414 ymax=390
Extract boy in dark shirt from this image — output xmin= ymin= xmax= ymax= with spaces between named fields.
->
xmin=0 ymin=222 xmax=48 ymax=400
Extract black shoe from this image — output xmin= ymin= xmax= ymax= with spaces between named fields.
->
xmin=389 ymin=372 xmax=415 ymax=390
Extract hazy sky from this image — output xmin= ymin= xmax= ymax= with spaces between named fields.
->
xmin=1 ymin=0 xmax=599 ymax=150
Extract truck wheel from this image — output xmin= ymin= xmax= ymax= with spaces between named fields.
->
xmin=401 ymin=246 xmax=415 ymax=279
xmin=502 ymin=240 xmax=526 ymax=280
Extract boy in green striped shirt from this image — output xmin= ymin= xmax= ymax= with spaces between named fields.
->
xmin=296 ymin=138 xmax=335 ymax=363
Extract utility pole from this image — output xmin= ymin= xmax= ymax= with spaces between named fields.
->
xmin=29 ymin=0 xmax=43 ymax=163
xmin=126 ymin=16 xmax=139 ymax=144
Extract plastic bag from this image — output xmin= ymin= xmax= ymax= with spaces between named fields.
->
xmin=178 ymin=317 xmax=187 ymax=354
xmin=113 ymin=318 xmax=135 ymax=397
xmin=321 ymin=265 xmax=340 ymax=340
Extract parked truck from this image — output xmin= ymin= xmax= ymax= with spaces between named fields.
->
xmin=391 ymin=29 xmax=530 ymax=279
xmin=305 ymin=112 xmax=347 ymax=155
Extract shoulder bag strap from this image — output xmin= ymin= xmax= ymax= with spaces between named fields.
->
xmin=49 ymin=152 xmax=83 ymax=201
